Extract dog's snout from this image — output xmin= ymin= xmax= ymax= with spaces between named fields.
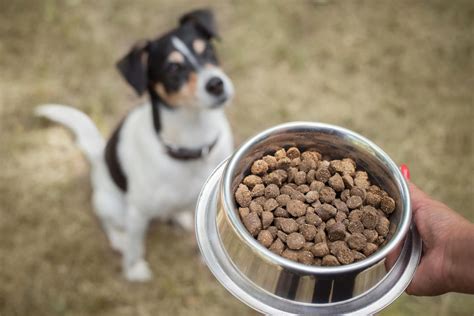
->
xmin=206 ymin=77 xmax=224 ymax=96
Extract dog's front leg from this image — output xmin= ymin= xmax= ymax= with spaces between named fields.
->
xmin=123 ymin=205 xmax=152 ymax=282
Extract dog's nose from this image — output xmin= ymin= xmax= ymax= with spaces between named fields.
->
xmin=206 ymin=77 xmax=224 ymax=96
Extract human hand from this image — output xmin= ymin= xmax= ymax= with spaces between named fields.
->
xmin=400 ymin=165 xmax=474 ymax=296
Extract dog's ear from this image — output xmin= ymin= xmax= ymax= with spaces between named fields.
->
xmin=116 ymin=40 xmax=150 ymax=96
xmin=179 ymin=9 xmax=219 ymax=40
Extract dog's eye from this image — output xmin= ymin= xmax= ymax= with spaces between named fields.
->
xmin=166 ymin=63 xmax=182 ymax=74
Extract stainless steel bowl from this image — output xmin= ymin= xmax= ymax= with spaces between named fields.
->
xmin=196 ymin=122 xmax=421 ymax=315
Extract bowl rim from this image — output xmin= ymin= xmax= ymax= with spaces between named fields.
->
xmin=222 ymin=121 xmax=411 ymax=275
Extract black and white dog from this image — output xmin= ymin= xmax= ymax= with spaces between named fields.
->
xmin=36 ymin=9 xmax=234 ymax=281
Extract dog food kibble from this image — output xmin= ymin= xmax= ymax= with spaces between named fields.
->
xmin=235 ymin=148 xmax=395 ymax=266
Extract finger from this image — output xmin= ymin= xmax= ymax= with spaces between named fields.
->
xmin=406 ymin=180 xmax=431 ymax=214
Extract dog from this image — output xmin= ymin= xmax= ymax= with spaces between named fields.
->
xmin=36 ymin=9 xmax=234 ymax=282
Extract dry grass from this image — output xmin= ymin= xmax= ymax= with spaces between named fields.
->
xmin=0 ymin=0 xmax=473 ymax=315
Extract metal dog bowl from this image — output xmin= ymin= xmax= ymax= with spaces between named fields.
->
xmin=196 ymin=122 xmax=421 ymax=315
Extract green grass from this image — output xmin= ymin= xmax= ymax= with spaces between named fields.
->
xmin=0 ymin=0 xmax=473 ymax=315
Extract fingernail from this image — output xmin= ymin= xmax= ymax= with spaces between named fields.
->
xmin=401 ymin=164 xmax=410 ymax=180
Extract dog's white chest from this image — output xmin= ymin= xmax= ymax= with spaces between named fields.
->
xmin=118 ymin=104 xmax=232 ymax=217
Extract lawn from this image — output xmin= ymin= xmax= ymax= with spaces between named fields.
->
xmin=0 ymin=0 xmax=473 ymax=315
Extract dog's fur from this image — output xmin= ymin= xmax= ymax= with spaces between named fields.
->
xmin=36 ymin=9 xmax=234 ymax=281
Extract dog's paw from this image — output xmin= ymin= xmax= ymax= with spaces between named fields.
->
xmin=124 ymin=260 xmax=153 ymax=282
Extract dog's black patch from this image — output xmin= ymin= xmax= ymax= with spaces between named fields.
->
xmin=105 ymin=121 xmax=127 ymax=191
xmin=116 ymin=9 xmax=221 ymax=134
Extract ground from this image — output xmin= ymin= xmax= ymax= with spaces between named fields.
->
xmin=0 ymin=0 xmax=473 ymax=315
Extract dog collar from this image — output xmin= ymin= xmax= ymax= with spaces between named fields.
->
xmin=162 ymin=137 xmax=218 ymax=160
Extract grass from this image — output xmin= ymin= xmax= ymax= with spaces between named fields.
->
xmin=0 ymin=0 xmax=473 ymax=315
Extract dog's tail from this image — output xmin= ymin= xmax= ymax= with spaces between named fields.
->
xmin=35 ymin=104 xmax=105 ymax=162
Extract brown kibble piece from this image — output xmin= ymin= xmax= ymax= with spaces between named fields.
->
xmin=319 ymin=186 xmax=336 ymax=203
xmin=299 ymin=158 xmax=316 ymax=173
xmin=267 ymin=226 xmax=278 ymax=238
xmin=354 ymin=177 xmax=370 ymax=190
xmin=243 ymin=175 xmax=263 ymax=188
xmin=277 ymin=231 xmax=287 ymax=242
xmin=314 ymin=229 xmax=327 ymax=243
xmin=326 ymin=218 xmax=336 ymax=227
xmin=276 ymin=194 xmax=291 ymax=206
xmin=306 ymin=212 xmax=323 ymax=226
xmin=253 ymin=196 xmax=266 ymax=206
xmin=333 ymin=199 xmax=349 ymax=213
xmin=316 ymin=203 xmax=337 ymax=221
xmin=348 ymin=209 xmax=363 ymax=221
xmin=363 ymin=243 xmax=378 ymax=256
xmin=311 ymin=242 xmax=329 ymax=257
xmin=291 ymin=157 xmax=301 ymax=167
xmin=257 ymin=230 xmax=274 ymax=248
xmin=287 ymin=232 xmax=305 ymax=250
xmin=305 ymin=191 xmax=319 ymax=203
xmin=346 ymin=196 xmax=363 ymax=209
xmin=265 ymin=184 xmax=280 ymax=199
xmin=363 ymin=229 xmax=378 ymax=243
xmin=322 ymin=255 xmax=340 ymax=266
xmin=249 ymin=201 xmax=263 ymax=215
xmin=350 ymin=187 xmax=366 ymax=200
xmin=328 ymin=173 xmax=345 ymax=192
xmin=235 ymin=184 xmax=252 ymax=207
xmin=242 ymin=212 xmax=262 ymax=236
xmin=286 ymin=147 xmax=301 ymax=159
xmin=294 ymin=171 xmax=307 ymax=185
xmin=327 ymin=222 xmax=346 ymax=241
xmin=348 ymin=220 xmax=364 ymax=234
xmin=261 ymin=211 xmax=274 ymax=229
xmin=342 ymin=174 xmax=354 ymax=189
xmin=306 ymin=169 xmax=316 ymax=183
xmin=380 ymin=196 xmax=396 ymax=214
xmin=296 ymin=217 xmax=306 ymax=225
xmin=315 ymin=167 xmax=331 ymax=183
xmin=329 ymin=240 xmax=347 ymax=255
xmin=297 ymin=184 xmax=310 ymax=194
xmin=286 ymin=199 xmax=307 ymax=217
xmin=310 ymin=180 xmax=325 ymax=192
xmin=376 ymin=216 xmax=390 ymax=237
xmin=361 ymin=206 xmax=378 ymax=229
xmin=335 ymin=246 xmax=354 ymax=265
xmin=341 ymin=189 xmax=351 ymax=202
xmin=277 ymin=157 xmax=291 ymax=170
xmin=274 ymin=207 xmax=289 ymax=218
xmin=251 ymin=183 xmax=265 ymax=197
xmin=251 ymin=159 xmax=268 ymax=175
xmin=299 ymin=224 xmax=317 ymax=241
xmin=274 ymin=148 xmax=286 ymax=159
xmin=282 ymin=249 xmax=299 ymax=262
xmin=269 ymin=238 xmax=285 ymax=255
xmin=365 ymin=191 xmax=382 ymax=207
xmin=303 ymin=242 xmax=315 ymax=251
xmin=347 ymin=233 xmax=367 ymax=251
xmin=239 ymin=207 xmax=250 ymax=219
xmin=264 ymin=198 xmax=279 ymax=212
xmin=291 ymin=190 xmax=306 ymax=202
xmin=298 ymin=250 xmax=315 ymax=265
xmin=352 ymin=250 xmax=366 ymax=262
xmin=278 ymin=218 xmax=299 ymax=233
xmin=335 ymin=211 xmax=347 ymax=222
xmin=263 ymin=172 xmax=283 ymax=186
xmin=262 ymin=155 xmax=278 ymax=170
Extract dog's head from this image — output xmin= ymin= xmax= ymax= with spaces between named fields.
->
xmin=117 ymin=9 xmax=234 ymax=110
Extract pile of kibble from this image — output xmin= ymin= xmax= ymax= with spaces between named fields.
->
xmin=235 ymin=147 xmax=396 ymax=266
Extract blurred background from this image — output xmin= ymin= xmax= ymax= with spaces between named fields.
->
xmin=0 ymin=0 xmax=473 ymax=315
